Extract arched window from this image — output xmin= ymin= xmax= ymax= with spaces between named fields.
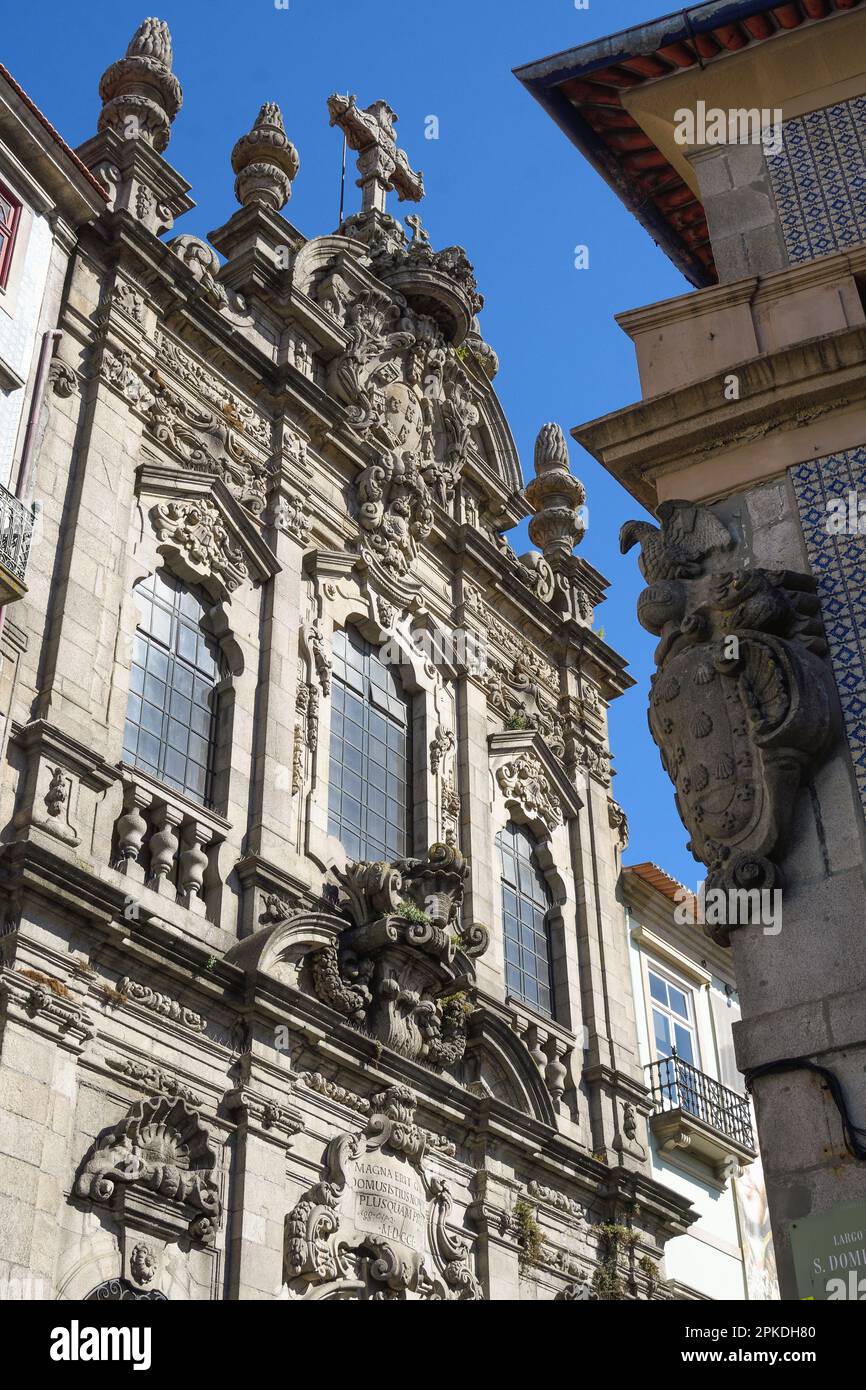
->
xmin=497 ymin=821 xmax=555 ymax=1018
xmin=328 ymin=626 xmax=411 ymax=862
xmin=122 ymin=571 xmax=221 ymax=806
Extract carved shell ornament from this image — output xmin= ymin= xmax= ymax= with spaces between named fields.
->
xmin=621 ymin=500 xmax=834 ymax=941
xmin=75 ymin=1094 xmax=221 ymax=1243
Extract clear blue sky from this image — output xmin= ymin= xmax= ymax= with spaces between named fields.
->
xmin=6 ymin=0 xmax=702 ymax=886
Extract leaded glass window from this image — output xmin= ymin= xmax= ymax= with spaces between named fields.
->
xmin=122 ymin=571 xmax=221 ymax=805
xmin=497 ymin=820 xmax=555 ymax=1017
xmin=328 ymin=626 xmax=411 ymax=862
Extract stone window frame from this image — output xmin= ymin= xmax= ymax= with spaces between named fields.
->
xmin=303 ymin=594 xmax=446 ymax=874
xmin=105 ymin=473 xmax=269 ymax=941
xmin=122 ymin=563 xmax=240 ymax=821
xmin=487 ymin=787 xmax=577 ymax=1035
xmin=327 ymin=624 xmax=413 ymax=863
xmin=123 ymin=568 xmax=225 ymax=810
xmin=495 ymin=818 xmax=556 ymax=1019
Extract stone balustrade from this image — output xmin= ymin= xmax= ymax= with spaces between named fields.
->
xmin=508 ymin=1004 xmax=574 ymax=1107
xmin=113 ymin=767 xmax=229 ymax=917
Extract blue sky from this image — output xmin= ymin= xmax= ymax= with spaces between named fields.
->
xmin=6 ymin=0 xmax=702 ymax=886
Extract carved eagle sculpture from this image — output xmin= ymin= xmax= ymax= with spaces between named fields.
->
xmin=619 ymin=500 xmax=734 ymax=583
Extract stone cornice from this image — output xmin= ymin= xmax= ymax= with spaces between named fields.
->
xmin=573 ymin=323 xmax=866 ymax=511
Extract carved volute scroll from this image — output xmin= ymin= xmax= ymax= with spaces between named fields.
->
xmin=621 ymin=499 xmax=835 ymax=941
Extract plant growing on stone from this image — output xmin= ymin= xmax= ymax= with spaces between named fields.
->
xmin=513 ymin=1198 xmax=544 ymax=1273
xmin=436 ymin=990 xmax=473 ymax=1017
xmin=638 ymin=1254 xmax=660 ymax=1300
xmin=591 ymin=1222 xmax=636 ymax=1301
xmin=398 ymin=899 xmax=430 ymax=925
xmin=100 ymin=984 xmax=129 ymax=1008
xmin=18 ymin=968 xmax=71 ymax=1000
xmin=504 ymin=712 xmax=528 ymax=731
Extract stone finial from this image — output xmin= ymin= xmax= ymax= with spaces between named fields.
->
xmin=231 ymin=102 xmax=300 ymax=211
xmin=327 ymin=93 xmax=424 ymax=216
xmin=97 ymin=17 xmax=182 ymax=153
xmin=525 ymin=423 xmax=587 ymax=567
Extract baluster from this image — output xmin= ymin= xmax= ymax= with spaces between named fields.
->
xmin=178 ymin=819 xmax=210 ymax=915
xmin=148 ymin=804 xmax=182 ymax=893
xmin=115 ymin=785 xmax=150 ymax=882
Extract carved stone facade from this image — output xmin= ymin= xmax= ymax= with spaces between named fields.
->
xmin=0 ymin=18 xmax=697 ymax=1303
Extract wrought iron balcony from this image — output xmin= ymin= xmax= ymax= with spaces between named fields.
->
xmin=645 ymin=1052 xmax=756 ymax=1183
xmin=0 ymin=482 xmax=34 ymax=604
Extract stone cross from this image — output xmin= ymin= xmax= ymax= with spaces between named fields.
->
xmin=327 ymin=94 xmax=424 ymax=215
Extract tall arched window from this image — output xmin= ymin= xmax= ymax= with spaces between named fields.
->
xmin=497 ymin=821 xmax=555 ymax=1018
xmin=328 ymin=626 xmax=411 ymax=862
xmin=122 ymin=571 xmax=221 ymax=806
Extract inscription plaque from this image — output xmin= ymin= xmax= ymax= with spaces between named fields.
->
xmin=351 ymin=1152 xmax=428 ymax=1253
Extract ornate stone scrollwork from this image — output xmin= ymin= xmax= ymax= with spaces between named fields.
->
xmin=151 ymin=498 xmax=249 ymax=598
xmin=284 ymin=1084 xmax=481 ymax=1300
xmin=75 ymin=1093 xmax=221 ymax=1244
xmin=483 ymin=650 xmax=564 ymax=759
xmin=621 ymin=500 xmax=835 ymax=939
xmin=329 ymin=283 xmax=480 ymax=578
xmin=308 ymin=845 xmax=481 ymax=1067
xmin=496 ymin=752 xmax=563 ymax=832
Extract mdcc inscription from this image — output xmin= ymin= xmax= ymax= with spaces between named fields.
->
xmin=351 ymin=1152 xmax=428 ymax=1252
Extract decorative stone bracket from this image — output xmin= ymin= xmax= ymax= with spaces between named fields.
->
xmin=139 ymin=466 xmax=280 ymax=604
xmin=307 ymin=844 xmax=483 ymax=1068
xmin=489 ymin=730 xmax=583 ymax=838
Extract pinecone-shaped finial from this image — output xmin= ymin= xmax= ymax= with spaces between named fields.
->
xmin=525 ymin=423 xmax=587 ymax=567
xmin=231 ymin=102 xmax=300 ymax=211
xmin=97 ymin=17 xmax=182 ymax=152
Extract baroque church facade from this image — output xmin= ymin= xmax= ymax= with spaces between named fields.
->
xmin=0 ymin=19 xmax=699 ymax=1301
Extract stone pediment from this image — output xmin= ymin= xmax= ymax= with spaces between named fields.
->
xmin=138 ymin=463 xmax=279 ymax=601
xmin=488 ymin=729 xmax=583 ymax=828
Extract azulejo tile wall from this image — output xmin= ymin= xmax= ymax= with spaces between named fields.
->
xmin=766 ymin=97 xmax=866 ymax=264
xmin=790 ymin=446 xmax=866 ymax=812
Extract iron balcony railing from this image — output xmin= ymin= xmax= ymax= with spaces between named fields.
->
xmin=645 ymin=1052 xmax=755 ymax=1151
xmin=0 ymin=482 xmax=34 ymax=585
